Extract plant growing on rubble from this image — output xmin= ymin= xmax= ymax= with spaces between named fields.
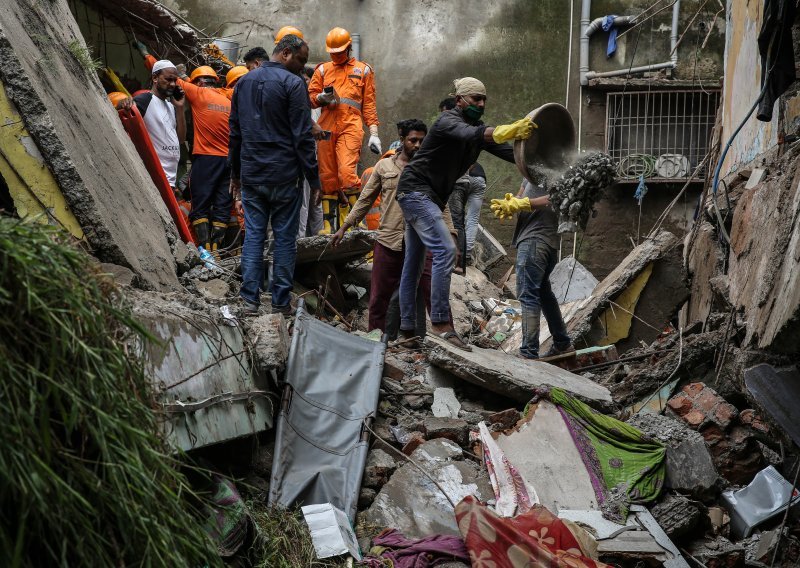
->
xmin=66 ymin=39 xmax=102 ymax=73
xmin=0 ymin=218 xmax=220 ymax=567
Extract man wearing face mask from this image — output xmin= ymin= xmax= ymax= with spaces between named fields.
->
xmin=308 ymin=27 xmax=380 ymax=234
xmin=395 ymin=77 xmax=535 ymax=350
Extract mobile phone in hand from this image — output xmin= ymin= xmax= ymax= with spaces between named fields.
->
xmin=323 ymin=86 xmax=334 ymax=94
xmin=320 ymin=130 xmax=332 ymax=140
xmin=172 ymin=86 xmax=185 ymax=101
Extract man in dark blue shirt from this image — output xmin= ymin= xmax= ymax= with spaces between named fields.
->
xmin=229 ymin=34 xmax=318 ymax=315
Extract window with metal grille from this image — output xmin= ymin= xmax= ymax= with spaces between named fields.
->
xmin=606 ymin=90 xmax=720 ymax=181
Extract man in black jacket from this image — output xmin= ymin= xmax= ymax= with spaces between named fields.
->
xmin=395 ymin=77 xmax=535 ymax=349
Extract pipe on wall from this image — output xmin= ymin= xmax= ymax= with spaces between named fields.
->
xmin=579 ymin=0 xmax=680 ymax=85
xmin=351 ymin=33 xmax=361 ymax=62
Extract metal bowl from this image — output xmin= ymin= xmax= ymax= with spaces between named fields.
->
xmin=513 ymin=103 xmax=576 ymax=183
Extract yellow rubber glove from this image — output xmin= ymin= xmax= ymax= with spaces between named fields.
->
xmin=490 ymin=193 xmax=532 ymax=220
xmin=491 ymin=117 xmax=537 ymax=144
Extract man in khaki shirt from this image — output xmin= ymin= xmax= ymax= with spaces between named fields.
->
xmin=331 ymin=118 xmax=457 ymax=335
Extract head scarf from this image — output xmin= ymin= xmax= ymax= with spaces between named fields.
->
xmin=450 ymin=77 xmax=487 ymax=98
xmin=151 ymin=60 xmax=177 ymax=75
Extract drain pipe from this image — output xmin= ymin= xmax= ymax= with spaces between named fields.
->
xmin=579 ymin=0 xmax=592 ymax=86
xmin=351 ymin=33 xmax=361 ymax=62
xmin=582 ymin=0 xmax=680 ymax=84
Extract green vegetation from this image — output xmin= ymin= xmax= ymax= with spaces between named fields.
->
xmin=0 ymin=218 xmax=219 ymax=567
xmin=66 ymin=39 xmax=102 ymax=72
xmin=248 ymin=501 xmax=348 ymax=568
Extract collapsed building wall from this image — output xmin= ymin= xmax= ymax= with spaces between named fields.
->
xmin=684 ymin=4 xmax=800 ymax=352
xmin=0 ymin=0 xmax=182 ymax=290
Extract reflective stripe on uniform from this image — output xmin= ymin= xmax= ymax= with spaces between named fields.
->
xmin=339 ymin=97 xmax=362 ymax=110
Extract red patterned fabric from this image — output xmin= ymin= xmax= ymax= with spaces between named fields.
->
xmin=455 ymin=496 xmax=611 ymax=568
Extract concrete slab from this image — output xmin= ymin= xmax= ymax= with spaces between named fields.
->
xmin=431 ymin=388 xmax=461 ymax=419
xmin=247 ymin=313 xmax=290 ymax=372
xmin=130 ymin=291 xmax=273 ymax=450
xmin=295 ymin=230 xmax=375 ymax=265
xmin=363 ymin=439 xmax=493 ymax=539
xmin=494 ymin=401 xmax=599 ymax=513
xmin=550 ymin=257 xmax=599 ymax=303
xmin=0 ymin=0 xmax=181 ymax=290
xmin=426 ymin=335 xmax=612 ymax=405
xmin=473 ymin=224 xmax=506 ymax=272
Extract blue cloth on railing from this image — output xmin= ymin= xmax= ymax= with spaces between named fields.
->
xmin=635 ymin=174 xmax=648 ymax=205
xmin=602 ymin=15 xmax=619 ymax=57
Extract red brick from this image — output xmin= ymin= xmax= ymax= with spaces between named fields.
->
xmin=684 ymin=409 xmax=706 ymax=428
xmin=740 ymin=409 xmax=770 ymax=433
xmin=683 ymin=382 xmax=706 ymax=398
xmin=713 ymin=402 xmax=737 ymax=428
xmin=401 ymin=432 xmax=426 ymax=455
xmin=700 ymin=424 xmax=725 ymax=445
xmin=694 ymin=388 xmax=723 ymax=414
xmin=667 ymin=395 xmax=693 ymax=416
xmin=487 ymin=408 xmax=521 ymax=431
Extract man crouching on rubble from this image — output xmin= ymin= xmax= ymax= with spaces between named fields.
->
xmin=491 ymin=182 xmax=574 ymax=360
xmin=394 ymin=77 xmax=535 ymax=350
xmin=229 ymin=35 xmax=318 ymax=316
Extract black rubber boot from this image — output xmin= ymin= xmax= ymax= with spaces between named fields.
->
xmin=192 ymin=218 xmax=211 ymax=251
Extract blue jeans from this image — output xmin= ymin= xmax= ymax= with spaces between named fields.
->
xmin=397 ymin=192 xmax=456 ymax=330
xmin=515 ymin=238 xmax=571 ymax=359
xmin=240 ymin=180 xmax=303 ymax=309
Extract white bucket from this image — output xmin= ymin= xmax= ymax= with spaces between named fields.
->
xmin=212 ymin=38 xmax=240 ymax=62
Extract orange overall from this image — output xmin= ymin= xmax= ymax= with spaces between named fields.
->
xmin=309 ymin=57 xmax=378 ymax=232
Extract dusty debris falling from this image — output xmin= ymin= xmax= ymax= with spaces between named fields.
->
xmin=528 ymin=152 xmax=616 ymax=233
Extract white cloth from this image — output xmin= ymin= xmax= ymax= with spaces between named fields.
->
xmin=141 ymin=96 xmax=179 ymax=186
xmin=450 ymin=77 xmax=487 ymax=98
xmin=151 ymin=59 xmax=176 ymax=74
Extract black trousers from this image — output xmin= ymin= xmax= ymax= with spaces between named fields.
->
xmin=188 ymin=154 xmax=232 ymax=225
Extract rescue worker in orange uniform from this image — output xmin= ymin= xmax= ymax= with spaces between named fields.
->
xmin=308 ymin=27 xmax=381 ymax=234
xmin=136 ymin=42 xmax=234 ymax=253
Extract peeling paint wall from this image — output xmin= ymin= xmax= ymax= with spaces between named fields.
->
xmin=719 ymin=0 xmax=776 ymax=176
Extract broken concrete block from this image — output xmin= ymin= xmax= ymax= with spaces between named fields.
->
xmin=744 ymin=167 xmax=766 ymax=189
xmin=426 ymin=334 xmax=612 ymax=406
xmin=0 ymin=0 xmax=182 ymax=291
xmin=487 ymin=408 xmax=520 ymax=431
xmin=629 ymin=412 xmax=720 ymax=499
xmin=650 ymin=494 xmax=707 ymax=541
xmin=431 ymin=388 xmax=461 ymax=419
xmin=295 ymin=230 xmax=375 ymax=265
xmin=358 ymin=487 xmax=377 ymax=510
xmin=448 ymin=267 xmax=503 ymax=336
xmin=247 ymin=314 xmax=289 ymax=371
xmin=99 ymin=262 xmax=137 ymax=288
xmin=363 ymin=439 xmax=493 ymax=539
xmin=195 ymin=278 xmax=230 ymax=301
xmin=472 ymin=224 xmax=508 ymax=275
xmin=550 ymin=257 xmax=598 ymax=303
xmin=362 ymin=449 xmax=398 ymax=490
xmin=666 ymin=383 xmax=764 ymax=484
xmin=422 ymin=416 xmax=469 ymax=447
xmin=686 ymin=536 xmax=745 ymax=568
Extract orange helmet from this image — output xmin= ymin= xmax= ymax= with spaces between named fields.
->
xmin=189 ymin=65 xmax=218 ymax=83
xmin=275 ymin=25 xmax=304 ymax=44
xmin=325 ymin=27 xmax=351 ymax=53
xmin=225 ymin=65 xmax=248 ymax=88
xmin=107 ymin=91 xmax=128 ymax=107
